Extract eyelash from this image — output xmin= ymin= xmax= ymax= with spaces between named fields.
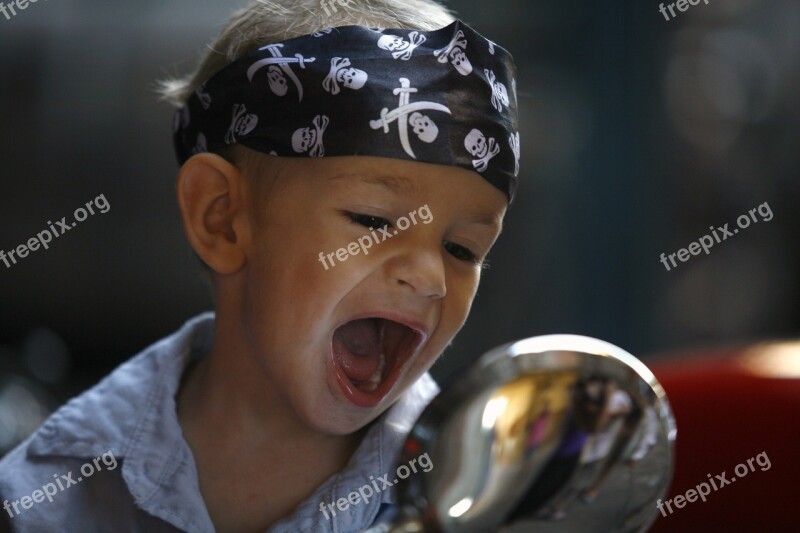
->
xmin=348 ymin=212 xmax=390 ymax=231
xmin=346 ymin=212 xmax=483 ymax=266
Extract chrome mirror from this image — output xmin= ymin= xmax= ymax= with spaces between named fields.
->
xmin=368 ymin=335 xmax=676 ymax=532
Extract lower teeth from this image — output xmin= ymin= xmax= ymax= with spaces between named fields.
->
xmin=362 ymin=352 xmax=386 ymax=393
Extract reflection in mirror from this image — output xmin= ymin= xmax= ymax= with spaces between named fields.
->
xmin=368 ymin=335 xmax=676 ymax=533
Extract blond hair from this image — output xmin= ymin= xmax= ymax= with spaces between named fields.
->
xmin=158 ymin=0 xmax=455 ymax=107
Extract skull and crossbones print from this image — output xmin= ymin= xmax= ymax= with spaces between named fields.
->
xmin=369 ymin=78 xmax=451 ymax=159
xmin=377 ymin=31 xmax=427 ymax=60
xmin=484 ymin=68 xmax=510 ymax=113
xmin=508 ymin=131 xmax=520 ymax=175
xmin=292 ymin=114 xmax=329 ymax=157
xmin=193 ymin=132 xmax=207 ymax=155
xmin=464 ymin=128 xmax=500 ymax=173
xmin=173 ymin=106 xmax=190 ymax=132
xmin=322 ymin=57 xmax=368 ymax=95
xmin=195 ymin=83 xmax=212 ymax=110
xmin=225 ymin=104 xmax=259 ymax=144
xmin=174 ymin=22 xmax=519 ymax=198
xmin=433 ymin=29 xmax=472 ymax=76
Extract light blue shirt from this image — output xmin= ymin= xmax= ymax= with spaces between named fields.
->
xmin=0 ymin=313 xmax=439 ymax=532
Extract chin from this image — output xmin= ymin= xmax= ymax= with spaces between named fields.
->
xmin=301 ymin=398 xmax=383 ymax=436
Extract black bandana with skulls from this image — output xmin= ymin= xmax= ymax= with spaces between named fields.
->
xmin=173 ymin=20 xmax=520 ymax=201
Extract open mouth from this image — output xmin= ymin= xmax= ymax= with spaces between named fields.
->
xmin=331 ymin=317 xmax=424 ymax=407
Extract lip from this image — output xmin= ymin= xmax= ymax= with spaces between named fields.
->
xmin=329 ymin=311 xmax=429 ymax=408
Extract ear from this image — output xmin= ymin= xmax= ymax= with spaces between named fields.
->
xmin=176 ymin=153 xmax=250 ymax=275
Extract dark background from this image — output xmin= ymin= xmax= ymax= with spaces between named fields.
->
xmin=1 ymin=0 xmax=798 ymax=455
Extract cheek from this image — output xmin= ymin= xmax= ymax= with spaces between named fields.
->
xmin=446 ymin=269 xmax=481 ymax=321
xmin=418 ymin=270 xmax=481 ymax=363
xmin=246 ymin=216 xmax=369 ymax=335
xmin=241 ymin=225 xmax=315 ymax=327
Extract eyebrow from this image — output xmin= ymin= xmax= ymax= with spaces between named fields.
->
xmin=465 ymin=211 xmax=504 ymax=231
xmin=329 ymin=173 xmax=420 ymax=196
xmin=329 ymin=172 xmax=504 ymax=230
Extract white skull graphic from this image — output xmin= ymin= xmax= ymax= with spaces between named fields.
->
xmin=292 ymin=127 xmax=316 ymax=153
xmin=465 ymin=128 xmax=488 ymax=158
xmin=226 ymin=104 xmax=258 ymax=144
xmin=292 ymin=115 xmax=328 ymax=156
xmin=193 ymin=132 xmax=207 ymax=154
xmin=378 ymin=35 xmax=408 ymax=52
xmin=409 ymin=112 xmax=439 ymax=143
xmin=234 ymin=114 xmax=258 ymax=137
xmin=448 ymin=47 xmax=473 ymax=76
xmin=508 ymin=131 xmax=520 ymax=175
xmin=313 ymin=28 xmax=333 ymax=37
xmin=195 ymin=83 xmax=212 ymax=110
xmin=337 ymin=67 xmax=368 ymax=90
xmin=494 ymin=81 xmax=510 ymax=107
xmin=266 ymin=65 xmax=288 ymax=96
xmin=173 ymin=107 xmax=190 ymax=132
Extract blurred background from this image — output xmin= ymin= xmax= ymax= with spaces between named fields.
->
xmin=0 ymin=0 xmax=797 ymax=491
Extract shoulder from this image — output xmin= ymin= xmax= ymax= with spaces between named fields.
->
xmin=0 ymin=431 xmax=186 ymax=530
xmin=16 ymin=312 xmax=214 ymax=460
xmin=0 ymin=313 xmax=216 ymax=532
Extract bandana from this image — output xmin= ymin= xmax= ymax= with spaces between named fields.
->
xmin=173 ymin=20 xmax=520 ymax=201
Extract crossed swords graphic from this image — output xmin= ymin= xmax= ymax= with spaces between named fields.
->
xmin=369 ymin=78 xmax=450 ymax=159
xmin=246 ymin=44 xmax=316 ymax=101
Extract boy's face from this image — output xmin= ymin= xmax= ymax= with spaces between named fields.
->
xmin=238 ymin=155 xmax=507 ymax=435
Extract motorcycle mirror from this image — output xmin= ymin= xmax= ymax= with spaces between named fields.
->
xmin=367 ymin=335 xmax=676 ymax=533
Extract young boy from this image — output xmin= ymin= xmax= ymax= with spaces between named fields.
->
xmin=0 ymin=1 xmax=519 ymax=531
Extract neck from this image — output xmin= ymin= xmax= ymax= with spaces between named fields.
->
xmin=176 ymin=310 xmax=366 ymax=530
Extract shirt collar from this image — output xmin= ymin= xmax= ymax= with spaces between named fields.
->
xmin=25 ymin=313 xmax=439 ymax=533
xmin=269 ymin=372 xmax=439 ymax=533
xmin=27 ymin=312 xmax=216 ymax=531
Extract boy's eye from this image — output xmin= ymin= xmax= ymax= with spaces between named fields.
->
xmin=347 ymin=212 xmax=391 ymax=230
xmin=444 ymin=241 xmax=483 ymax=266
xmin=346 ymin=212 xmax=485 ymax=268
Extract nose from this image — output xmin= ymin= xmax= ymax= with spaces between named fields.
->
xmin=385 ymin=241 xmax=447 ymax=299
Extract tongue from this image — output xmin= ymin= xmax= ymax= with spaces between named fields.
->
xmin=333 ymin=319 xmax=383 ymax=382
